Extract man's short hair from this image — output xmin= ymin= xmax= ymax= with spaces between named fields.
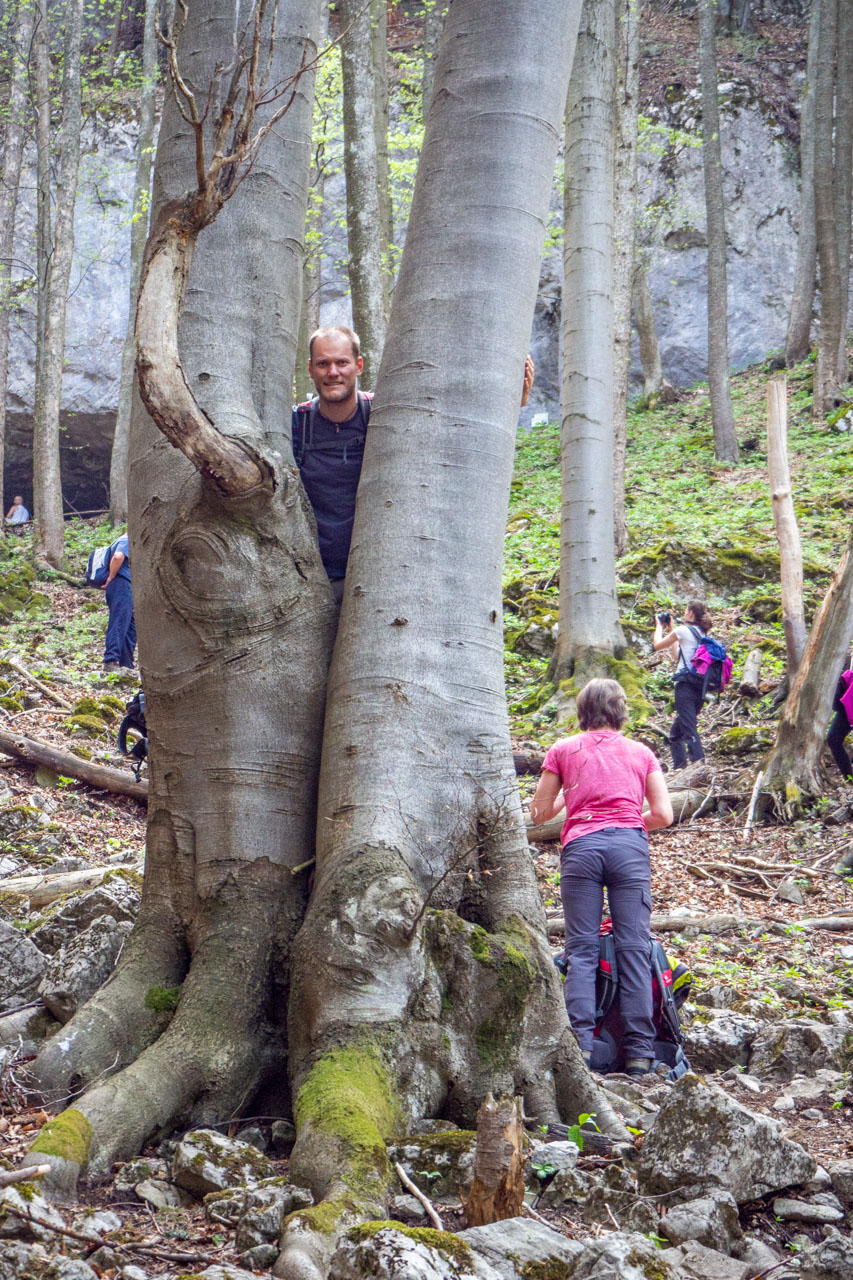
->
xmin=13 ymin=496 xmax=22 ymax=503
xmin=308 ymin=325 xmax=361 ymax=361
xmin=576 ymin=678 xmax=628 ymax=731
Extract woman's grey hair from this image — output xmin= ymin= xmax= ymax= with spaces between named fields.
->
xmin=576 ymin=678 xmax=628 ymax=731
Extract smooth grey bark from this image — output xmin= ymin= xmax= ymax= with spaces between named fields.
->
xmin=555 ymin=0 xmax=627 ymax=684
xmin=421 ymin=0 xmax=445 ymax=120
xmin=813 ymin=0 xmax=842 ymax=415
xmin=339 ymin=0 xmax=388 ymax=387
xmin=294 ymin=3 xmax=330 ymax=402
xmin=29 ymin=0 xmax=329 ymax=1181
xmin=612 ymin=0 xmax=640 ymax=558
xmin=718 ymin=0 xmax=753 ymax=32
xmin=698 ymin=0 xmax=738 ymax=463
xmin=372 ymin=0 xmax=393 ymax=298
xmin=766 ymin=377 xmax=806 ymax=679
xmin=785 ymin=0 xmax=820 ymax=367
xmin=833 ymin=1 xmax=852 ymax=387
xmin=0 ymin=0 xmax=35 ymax=526
xmin=33 ymin=0 xmax=85 ymax=567
xmin=632 ymin=260 xmax=665 ymax=397
xmin=762 ymin=528 xmax=853 ymax=802
xmin=279 ymin=3 xmax=626 ymax=1274
xmin=109 ymin=0 xmax=158 ymax=524
xmin=33 ymin=2 xmax=51 ymax=381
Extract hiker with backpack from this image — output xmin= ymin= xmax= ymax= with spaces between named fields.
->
xmin=97 ymin=533 xmax=136 ymax=672
xmin=530 ymin=678 xmax=673 ymax=1078
xmin=653 ymin=600 xmax=731 ymax=770
xmin=827 ymin=662 xmax=853 ymax=781
xmin=294 ymin=327 xmax=534 ymax=603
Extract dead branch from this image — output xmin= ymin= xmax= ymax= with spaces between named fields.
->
xmin=0 ymin=1164 xmax=50 ymax=1188
xmin=0 ymin=864 xmax=133 ymax=909
xmin=2 ymin=1200 xmax=219 ymax=1266
xmin=0 ymin=655 xmax=71 ymax=709
xmin=743 ymin=769 xmax=764 ymax=841
xmin=394 ymin=1161 xmax=443 ymax=1230
xmin=0 ymin=726 xmax=148 ymax=801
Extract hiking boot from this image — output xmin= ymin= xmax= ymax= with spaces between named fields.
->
xmin=102 ymin=660 xmax=120 ymax=673
xmin=624 ymin=1058 xmax=653 ymax=1078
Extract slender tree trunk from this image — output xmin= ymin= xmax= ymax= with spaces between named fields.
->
xmin=339 ymin=0 xmax=388 ymax=387
xmin=813 ymin=0 xmax=842 ymax=416
xmin=109 ymin=0 xmax=158 ymax=524
xmin=372 ymin=0 xmax=393 ymax=307
xmin=33 ymin=0 xmax=86 ymax=567
xmin=555 ymin=0 xmax=627 ymax=685
xmin=294 ymin=2 xmax=330 ymax=402
xmin=278 ymin=4 xmax=628 ymax=1274
xmin=421 ymin=1 xmax=445 ymax=121
xmin=698 ymin=0 xmax=738 ymax=462
xmin=632 ymin=260 xmax=664 ymax=398
xmin=612 ymin=0 xmax=640 ymax=558
xmin=27 ymin=0 xmax=327 ymax=1185
xmin=785 ymin=0 xmax=820 ymax=366
xmin=766 ymin=377 xmax=806 ymax=678
xmin=33 ymin=1 xmax=51 ymax=380
xmin=0 ymin=0 xmax=35 ymax=529
xmin=833 ymin=1 xmax=852 ymax=386
xmin=762 ymin=529 xmax=853 ymax=803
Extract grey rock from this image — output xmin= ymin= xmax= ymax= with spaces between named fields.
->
xmin=660 ymin=1191 xmax=743 ymax=1252
xmin=537 ymin=1165 xmax=592 ymax=1208
xmin=235 ymin=1125 xmax=266 ymax=1152
xmin=584 ymin=1165 xmax=659 ymax=1236
xmin=119 ymin=1267 xmax=150 ymax=1280
xmin=566 ymin=1231 xmax=679 ymax=1278
xmin=732 ymin=1236 xmax=782 ymax=1271
xmin=729 ymin=1072 xmax=763 ymax=1094
xmin=204 ymin=1179 xmax=312 ymax=1232
xmin=75 ymin=1209 xmax=122 ymax=1238
xmin=389 ymin=1131 xmax=476 ymax=1202
xmin=0 ymin=1242 xmax=35 ymax=1280
xmin=772 ymin=1197 xmax=845 ymax=1224
xmin=330 ymin=1225 xmax=488 ymax=1280
xmin=749 ymin=1019 xmax=852 ymax=1081
xmin=270 ymin=1118 xmax=296 ymax=1154
xmin=409 ymin=1118 xmax=460 ymax=1135
xmin=135 ymin=1178 xmax=185 ymax=1210
xmin=805 ymin=1166 xmax=833 ymax=1192
xmin=459 ymin=1217 xmax=584 ymax=1278
xmin=198 ymin=1268 xmax=262 ymax=1280
xmin=683 ymin=1011 xmax=764 ymax=1072
xmin=777 ymin=879 xmax=805 ymax=904
xmin=0 ymin=1187 xmax=66 ymax=1242
xmin=525 ymin=1139 xmax=579 ymax=1187
xmin=0 ymin=1004 xmax=60 ymax=1054
xmin=636 ymin=1074 xmax=816 ymax=1203
xmin=39 ymin=916 xmax=132 ymax=1023
xmin=661 ymin=1240 xmax=754 ymax=1279
xmin=39 ymin=1263 xmax=100 ymax=1280
xmin=801 ymin=1106 xmax=825 ymax=1122
xmin=86 ymin=1248 xmax=124 ymax=1271
xmin=0 ymin=918 xmax=47 ymax=1013
xmin=172 ymin=1129 xmax=276 ymax=1198
xmin=237 ymin=1244 xmax=278 ymax=1270
xmin=772 ymin=1095 xmax=796 ymax=1111
xmin=32 ymin=883 xmax=140 ymax=955
xmin=388 ymin=1194 xmax=425 ymax=1222
xmin=828 ymin=1158 xmax=853 ymax=1205
xmin=113 ymin=1156 xmax=170 ymax=1197
xmin=798 ymin=1234 xmax=853 ymax=1280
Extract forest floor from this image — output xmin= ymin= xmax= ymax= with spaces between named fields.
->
xmin=1 ymin=353 xmax=852 ymax=1268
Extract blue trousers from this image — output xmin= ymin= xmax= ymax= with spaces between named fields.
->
xmin=560 ymin=827 xmax=655 ymax=1059
xmin=104 ymin=577 xmax=136 ymax=667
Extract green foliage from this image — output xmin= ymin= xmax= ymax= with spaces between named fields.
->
xmin=144 ymin=985 xmax=182 ymax=1012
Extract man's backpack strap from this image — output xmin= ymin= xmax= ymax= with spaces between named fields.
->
xmin=295 ymin=393 xmax=371 ymax=466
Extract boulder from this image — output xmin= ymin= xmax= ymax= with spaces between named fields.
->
xmin=32 ymin=1262 xmax=99 ymax=1280
xmin=39 ymin=916 xmax=133 ymax=1023
xmin=204 ymin=1179 xmax=312 ymax=1232
xmin=660 ymin=1191 xmax=743 ymax=1253
xmin=237 ymin=1244 xmax=278 ymax=1270
xmin=0 ymin=918 xmax=47 ymax=1012
xmin=748 ymin=1019 xmax=853 ymax=1081
xmin=537 ymin=1164 xmax=592 ymax=1208
xmin=0 ymin=1241 xmax=35 ymax=1280
xmin=771 ymin=1197 xmax=845 ymax=1225
xmin=661 ymin=1241 xmax=755 ymax=1279
xmin=172 ymin=1129 xmax=276 ymax=1198
xmin=388 ymin=1194 xmax=425 ymax=1223
xmin=798 ymin=1235 xmax=853 ymax=1280
xmin=828 ymin=1159 xmax=853 ymax=1206
xmin=388 ymin=1130 xmax=476 ymax=1201
xmin=112 ymin=1157 xmax=170 ymax=1198
xmin=197 ymin=1268 xmax=263 ymax=1280
xmin=525 ymin=1139 xmax=579 ymax=1188
xmin=329 ymin=1224 xmax=486 ymax=1280
xmin=135 ymin=1179 xmax=185 ymax=1210
xmin=583 ymin=1165 xmax=659 ymax=1236
xmin=636 ymin=1074 xmax=815 ymax=1202
xmin=31 ymin=883 xmax=139 ymax=955
xmin=566 ymin=1231 xmax=680 ymax=1278
xmin=682 ymin=1011 xmax=763 ymax=1071
xmin=733 ymin=1236 xmax=782 ymax=1272
xmin=0 ymin=1186 xmax=65 ymax=1242
xmin=458 ymin=1217 xmax=584 ymax=1278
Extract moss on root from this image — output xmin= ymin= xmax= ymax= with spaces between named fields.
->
xmin=471 ymin=918 xmax=537 ymax=1072
xmin=294 ymin=1045 xmax=402 ymax=1199
xmin=349 ymin=1220 xmax=475 ymax=1268
xmin=29 ymin=1108 xmax=92 ymax=1166
xmin=284 ymin=1193 xmax=361 ymax=1237
xmin=144 ymin=984 xmax=181 ymax=1012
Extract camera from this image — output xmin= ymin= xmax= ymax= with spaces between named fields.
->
xmin=657 ymin=611 xmax=671 ymax=625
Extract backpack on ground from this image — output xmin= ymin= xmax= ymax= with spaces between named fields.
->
xmin=554 ymin=920 xmax=692 ymax=1081
xmin=85 ymin=542 xmax=115 ymax=588
xmin=117 ymin=690 xmax=147 ymax=780
xmin=681 ymin=625 xmax=733 ymax=696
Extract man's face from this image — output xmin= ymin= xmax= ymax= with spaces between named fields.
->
xmin=308 ymin=335 xmax=363 ymax=407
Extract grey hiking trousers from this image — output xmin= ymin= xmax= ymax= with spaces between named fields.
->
xmin=560 ymin=826 xmax=655 ymax=1060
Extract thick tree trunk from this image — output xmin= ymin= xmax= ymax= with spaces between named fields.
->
xmin=340 ymin=0 xmax=388 ymax=387
xmin=632 ymin=261 xmax=665 ymax=398
xmin=295 ymin=3 xmax=331 ymax=402
xmin=785 ymin=0 xmax=820 ymax=367
xmin=0 ymin=0 xmax=34 ymax=529
xmin=762 ymin=529 xmax=853 ymax=804
xmin=833 ymin=2 xmax=852 ymax=387
xmin=766 ymin=377 xmax=806 ymax=678
xmin=813 ymin=0 xmax=842 ymax=416
xmin=421 ymin=1 xmax=445 ymax=121
xmin=109 ymin=0 xmax=158 ymax=525
xmin=372 ymin=0 xmax=393 ymax=302
xmin=277 ymin=5 xmax=627 ymax=1275
xmin=26 ymin=0 xmax=327 ymax=1189
xmin=612 ymin=0 xmax=640 ymax=559
xmin=554 ymin=0 xmax=627 ymax=685
xmin=698 ymin=0 xmax=738 ymax=463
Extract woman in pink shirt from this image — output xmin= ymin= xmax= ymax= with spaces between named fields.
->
xmin=531 ymin=679 xmax=672 ymax=1077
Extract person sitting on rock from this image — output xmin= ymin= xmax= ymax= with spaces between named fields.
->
xmin=4 ymin=495 xmax=30 ymax=529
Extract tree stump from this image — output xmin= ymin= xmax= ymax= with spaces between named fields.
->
xmin=739 ymin=648 xmax=763 ymax=697
xmin=462 ymin=1093 xmax=526 ymax=1227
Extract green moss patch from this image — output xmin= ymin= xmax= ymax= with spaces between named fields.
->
xmin=349 ymin=1220 xmax=474 ymax=1268
xmin=29 ymin=1108 xmax=92 ymax=1167
xmin=144 ymin=984 xmax=182 ymax=1012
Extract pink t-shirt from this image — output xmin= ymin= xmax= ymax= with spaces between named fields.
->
xmin=541 ymin=730 xmax=662 ymax=847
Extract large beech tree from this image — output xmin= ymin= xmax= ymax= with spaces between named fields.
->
xmin=27 ymin=1 xmax=622 ymax=1266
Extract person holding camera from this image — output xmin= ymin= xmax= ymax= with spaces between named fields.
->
xmin=653 ymin=600 xmax=713 ymax=769
xmin=530 ymin=678 xmax=673 ymax=1078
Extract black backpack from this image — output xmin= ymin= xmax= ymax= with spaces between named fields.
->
xmin=117 ymin=690 xmax=148 ymax=780
xmin=555 ymin=920 xmax=692 ymax=1080
xmin=293 ymin=391 xmax=372 ymax=466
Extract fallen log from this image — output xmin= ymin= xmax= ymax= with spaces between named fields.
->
xmin=513 ymin=751 xmax=545 ymax=776
xmin=545 ymin=910 xmax=748 ymax=937
xmin=0 ymin=657 xmax=71 ymax=710
xmin=739 ymin=648 xmax=763 ymax=697
xmin=0 ymin=727 xmax=147 ymax=802
xmin=526 ymin=788 xmax=710 ymax=843
xmin=0 ymin=865 xmax=132 ymax=909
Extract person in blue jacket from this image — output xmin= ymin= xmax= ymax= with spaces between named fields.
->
xmin=100 ymin=534 xmax=136 ymax=672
